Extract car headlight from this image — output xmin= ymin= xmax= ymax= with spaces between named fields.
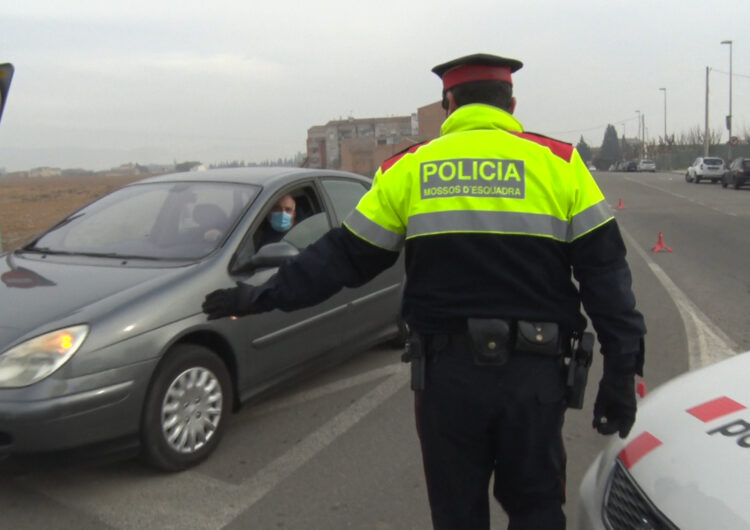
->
xmin=0 ymin=325 xmax=89 ymax=388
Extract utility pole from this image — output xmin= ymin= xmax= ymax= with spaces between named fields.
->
xmin=721 ymin=40 xmax=733 ymax=159
xmin=659 ymin=88 xmax=667 ymax=141
xmin=705 ymin=66 xmax=710 ymax=157
xmin=635 ymin=110 xmax=641 ymax=157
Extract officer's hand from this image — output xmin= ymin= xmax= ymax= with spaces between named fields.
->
xmin=592 ymin=375 xmax=636 ymax=438
xmin=592 ymin=354 xmax=639 ymax=438
xmin=202 ymin=282 xmax=262 ymax=320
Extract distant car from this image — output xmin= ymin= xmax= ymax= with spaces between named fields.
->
xmin=578 ymin=351 xmax=750 ymax=529
xmin=636 ymin=159 xmax=656 ymax=172
xmin=625 ymin=160 xmax=637 ymax=172
xmin=587 ymin=163 xmax=597 ymax=171
xmin=685 ymin=157 xmax=725 ymax=183
xmin=721 ymin=157 xmax=750 ymax=189
xmin=0 ymin=167 xmax=405 ymax=471
xmin=614 ymin=161 xmax=631 ymax=172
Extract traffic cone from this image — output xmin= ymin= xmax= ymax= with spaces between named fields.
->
xmin=651 ymin=231 xmax=673 ymax=253
xmin=615 ymin=198 xmax=626 ymax=210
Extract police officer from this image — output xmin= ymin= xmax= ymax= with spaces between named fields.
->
xmin=202 ymin=53 xmax=646 ymax=529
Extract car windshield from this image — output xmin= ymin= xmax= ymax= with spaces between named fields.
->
xmin=641 ymin=160 xmax=654 ymax=164
xmin=704 ymin=158 xmax=722 ymax=165
xmin=23 ymin=181 xmax=260 ymax=260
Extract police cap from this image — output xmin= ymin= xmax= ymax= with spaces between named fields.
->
xmin=431 ymin=53 xmax=523 ymax=91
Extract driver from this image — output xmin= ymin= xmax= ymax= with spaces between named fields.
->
xmin=256 ymin=194 xmax=296 ymax=248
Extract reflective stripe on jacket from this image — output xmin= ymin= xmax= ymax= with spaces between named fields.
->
xmin=345 ymin=104 xmax=612 ymax=252
xmin=341 ymin=103 xmax=644 ymax=353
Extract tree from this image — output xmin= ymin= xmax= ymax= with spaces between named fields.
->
xmin=576 ymin=136 xmax=592 ymax=163
xmin=597 ymin=124 xmax=620 ymax=169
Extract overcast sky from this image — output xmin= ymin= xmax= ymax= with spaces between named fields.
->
xmin=1 ymin=0 xmax=749 ymax=172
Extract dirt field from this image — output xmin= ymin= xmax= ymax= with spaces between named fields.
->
xmin=0 ymin=175 xmax=142 ymax=252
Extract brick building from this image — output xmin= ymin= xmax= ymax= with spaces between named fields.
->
xmin=305 ymin=101 xmax=444 ymax=177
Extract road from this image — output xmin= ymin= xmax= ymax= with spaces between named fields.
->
xmin=2 ymin=170 xmax=748 ymax=529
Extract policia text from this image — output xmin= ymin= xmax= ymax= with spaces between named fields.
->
xmin=420 ymin=158 xmax=525 ymax=199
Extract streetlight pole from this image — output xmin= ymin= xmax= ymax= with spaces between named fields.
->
xmin=705 ymin=66 xmax=710 ymax=157
xmin=721 ymin=40 xmax=733 ymax=159
xmin=659 ymin=87 xmax=668 ymax=169
xmin=635 ymin=110 xmax=642 ymax=157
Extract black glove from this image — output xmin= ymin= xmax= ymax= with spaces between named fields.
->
xmin=592 ymin=355 xmax=638 ymax=438
xmin=202 ymin=282 xmax=266 ymax=320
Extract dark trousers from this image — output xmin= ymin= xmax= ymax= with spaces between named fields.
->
xmin=414 ymin=337 xmax=568 ymax=530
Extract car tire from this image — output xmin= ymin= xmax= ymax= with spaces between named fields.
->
xmin=734 ymin=177 xmax=742 ymax=190
xmin=721 ymin=175 xmax=728 ymax=188
xmin=141 ymin=343 xmax=233 ymax=471
xmin=694 ymin=175 xmax=701 ymax=183
xmin=685 ymin=172 xmax=692 ymax=183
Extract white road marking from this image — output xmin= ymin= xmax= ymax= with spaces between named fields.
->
xmin=19 ymin=362 xmax=410 ymax=529
xmin=620 ymin=227 xmax=737 ymax=369
xmin=249 ymin=362 xmax=405 ymax=417
xmin=231 ymin=363 xmax=409 ymax=517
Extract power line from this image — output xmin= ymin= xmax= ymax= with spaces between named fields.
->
xmin=711 ymin=68 xmax=750 ymax=80
xmin=548 ymin=115 xmax=639 ymax=136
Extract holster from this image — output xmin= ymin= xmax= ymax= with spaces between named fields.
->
xmin=565 ymin=332 xmax=594 ymax=409
xmin=401 ymin=334 xmax=425 ymax=391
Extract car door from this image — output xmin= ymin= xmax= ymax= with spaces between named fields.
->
xmin=319 ymin=177 xmax=404 ymax=348
xmin=232 ymin=181 xmax=370 ymax=391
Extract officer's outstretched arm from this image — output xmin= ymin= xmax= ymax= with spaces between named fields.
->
xmin=263 ymin=225 xmax=400 ymax=312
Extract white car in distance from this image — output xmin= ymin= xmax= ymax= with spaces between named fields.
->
xmin=685 ymin=157 xmax=725 ymax=184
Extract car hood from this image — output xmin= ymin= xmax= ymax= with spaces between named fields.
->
xmin=0 ymin=252 xmax=198 ymax=348
xmin=603 ymin=352 xmax=750 ymax=528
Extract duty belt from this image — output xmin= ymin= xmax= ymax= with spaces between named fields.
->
xmin=402 ymin=319 xmax=594 ymax=409
xmin=424 ymin=319 xmax=569 ymax=361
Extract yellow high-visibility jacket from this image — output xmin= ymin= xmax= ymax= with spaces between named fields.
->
xmin=261 ymin=103 xmax=645 ymax=358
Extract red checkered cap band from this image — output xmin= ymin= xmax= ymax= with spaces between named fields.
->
xmin=441 ymin=64 xmax=513 ymax=90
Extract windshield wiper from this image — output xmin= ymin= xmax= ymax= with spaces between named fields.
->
xmin=74 ymin=252 xmax=165 ymax=261
xmin=20 ymin=246 xmax=75 ymax=255
xmin=19 ymin=247 xmax=164 ymax=260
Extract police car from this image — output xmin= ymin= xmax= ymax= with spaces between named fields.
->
xmin=577 ymin=350 xmax=750 ymax=529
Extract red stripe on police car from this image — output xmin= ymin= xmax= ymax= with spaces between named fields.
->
xmin=617 ymin=431 xmax=663 ymax=470
xmin=687 ymin=396 xmax=746 ymax=422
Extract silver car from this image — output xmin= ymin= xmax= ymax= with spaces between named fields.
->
xmin=636 ymin=159 xmax=656 ymax=172
xmin=0 ymin=167 xmax=404 ymax=470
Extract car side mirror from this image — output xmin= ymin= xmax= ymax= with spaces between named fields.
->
xmin=233 ymin=241 xmax=299 ymax=273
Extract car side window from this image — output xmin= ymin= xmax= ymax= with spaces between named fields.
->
xmin=251 ymin=184 xmax=331 ymax=252
xmin=321 ymin=179 xmax=369 ymax=225
xmin=283 ymin=212 xmax=330 ymax=249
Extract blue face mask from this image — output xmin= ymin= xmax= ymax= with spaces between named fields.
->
xmin=269 ymin=211 xmax=293 ymax=232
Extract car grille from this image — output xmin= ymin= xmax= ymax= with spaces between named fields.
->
xmin=602 ymin=460 xmax=679 ymax=530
